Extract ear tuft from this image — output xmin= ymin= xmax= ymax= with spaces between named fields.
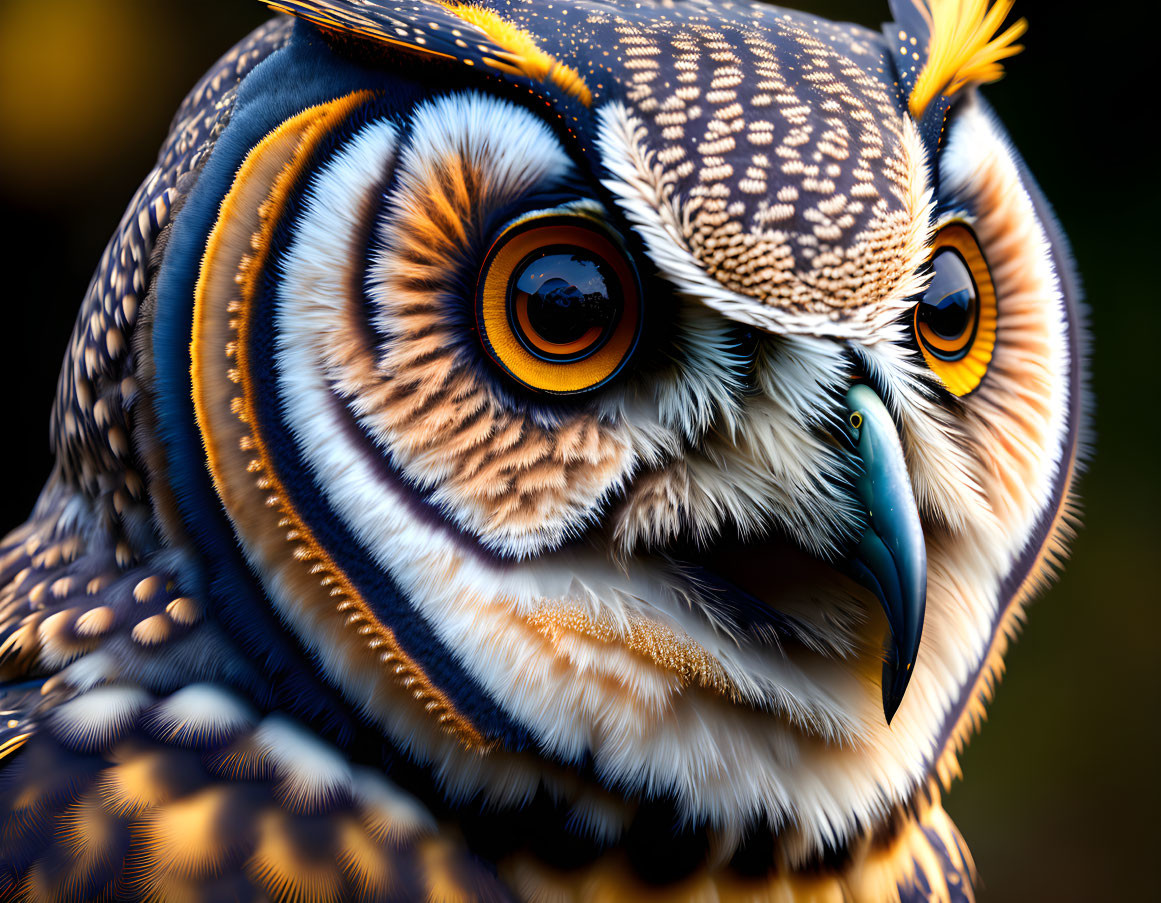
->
xmin=908 ymin=0 xmax=1027 ymax=117
xmin=263 ymin=0 xmax=591 ymax=106
xmin=436 ymin=2 xmax=592 ymax=105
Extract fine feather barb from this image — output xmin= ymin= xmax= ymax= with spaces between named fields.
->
xmin=910 ymin=0 xmax=1027 ymax=116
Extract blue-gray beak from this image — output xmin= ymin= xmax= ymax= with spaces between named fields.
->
xmin=842 ymin=384 xmax=927 ymax=724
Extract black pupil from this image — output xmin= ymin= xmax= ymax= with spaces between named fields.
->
xmin=514 ymin=251 xmax=617 ymax=346
xmin=918 ymin=248 xmax=977 ymax=348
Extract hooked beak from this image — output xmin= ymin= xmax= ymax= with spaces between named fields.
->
xmin=842 ymin=385 xmax=927 ymax=724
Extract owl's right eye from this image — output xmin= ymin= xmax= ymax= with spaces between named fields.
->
xmin=476 ymin=215 xmax=641 ymax=395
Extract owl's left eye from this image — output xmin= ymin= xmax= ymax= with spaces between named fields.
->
xmin=913 ymin=223 xmax=997 ymax=396
xmin=477 ymin=215 xmax=641 ymax=394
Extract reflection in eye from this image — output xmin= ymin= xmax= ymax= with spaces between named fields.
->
xmin=511 ymin=251 xmax=619 ymax=358
xmin=913 ymin=224 xmax=997 ymax=396
xmin=477 ymin=216 xmax=641 ymax=395
xmin=917 ymin=248 xmax=978 ymax=359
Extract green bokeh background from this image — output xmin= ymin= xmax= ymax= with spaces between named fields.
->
xmin=1 ymin=2 xmax=1155 ymax=899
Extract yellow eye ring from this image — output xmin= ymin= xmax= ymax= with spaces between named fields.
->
xmin=476 ymin=216 xmax=641 ymax=395
xmin=914 ymin=223 xmax=997 ymax=397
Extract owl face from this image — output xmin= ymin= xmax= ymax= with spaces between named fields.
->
xmin=125 ymin=0 xmax=1083 ymax=855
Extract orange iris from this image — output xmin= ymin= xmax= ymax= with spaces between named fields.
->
xmin=914 ymin=223 xmax=997 ymax=396
xmin=477 ymin=216 xmax=641 ymax=394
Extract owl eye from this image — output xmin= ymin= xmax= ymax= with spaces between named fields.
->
xmin=477 ymin=215 xmax=641 ymax=394
xmin=913 ymin=223 xmax=997 ymax=396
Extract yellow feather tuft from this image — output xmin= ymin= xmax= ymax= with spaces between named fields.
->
xmin=910 ymin=0 xmax=1027 ymax=117
xmin=438 ymin=2 xmax=592 ymax=105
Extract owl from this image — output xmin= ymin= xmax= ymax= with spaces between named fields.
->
xmin=0 ymin=0 xmax=1085 ymax=900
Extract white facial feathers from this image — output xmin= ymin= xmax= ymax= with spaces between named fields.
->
xmin=241 ymin=87 xmax=1069 ymax=859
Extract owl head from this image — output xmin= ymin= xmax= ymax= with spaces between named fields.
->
xmin=49 ymin=0 xmax=1084 ymax=860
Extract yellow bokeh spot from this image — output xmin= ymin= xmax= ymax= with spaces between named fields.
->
xmin=0 ymin=0 xmax=156 ymax=189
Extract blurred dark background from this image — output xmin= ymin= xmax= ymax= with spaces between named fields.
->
xmin=1 ymin=1 xmax=1155 ymax=899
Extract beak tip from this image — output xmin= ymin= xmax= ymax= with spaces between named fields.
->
xmin=844 ymin=385 xmax=926 ymax=729
xmin=881 ymin=656 xmax=913 ymax=725
xmin=882 ymin=687 xmax=902 ymax=725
